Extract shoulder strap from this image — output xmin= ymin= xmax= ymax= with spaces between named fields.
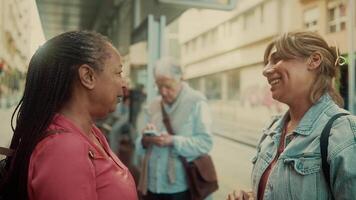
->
xmin=0 ymin=147 xmax=14 ymax=157
xmin=320 ymin=112 xmax=349 ymax=192
xmin=160 ymin=101 xmax=175 ymax=135
xmin=160 ymin=101 xmax=190 ymax=164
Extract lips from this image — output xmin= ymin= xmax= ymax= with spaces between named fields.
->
xmin=268 ymin=77 xmax=282 ymax=86
xmin=270 ymin=79 xmax=280 ymax=85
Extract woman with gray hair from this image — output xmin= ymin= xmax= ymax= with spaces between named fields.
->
xmin=136 ymin=57 xmax=214 ymax=200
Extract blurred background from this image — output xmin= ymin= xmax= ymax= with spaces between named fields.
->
xmin=0 ymin=0 xmax=355 ymax=199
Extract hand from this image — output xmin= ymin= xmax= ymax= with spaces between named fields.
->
xmin=155 ymin=134 xmax=173 ymax=147
xmin=142 ymin=123 xmax=157 ymax=133
xmin=141 ymin=123 xmax=158 ymax=148
xmin=141 ymin=134 xmax=173 ymax=148
xmin=226 ymin=190 xmax=254 ymax=200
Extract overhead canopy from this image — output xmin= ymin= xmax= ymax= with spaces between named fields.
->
xmin=36 ymin=0 xmax=103 ymax=40
xmin=35 ymin=0 xmax=237 ymax=52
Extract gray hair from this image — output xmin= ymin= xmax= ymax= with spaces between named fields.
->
xmin=154 ymin=57 xmax=183 ymax=81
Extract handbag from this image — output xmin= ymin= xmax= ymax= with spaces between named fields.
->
xmin=160 ymin=102 xmax=218 ymax=200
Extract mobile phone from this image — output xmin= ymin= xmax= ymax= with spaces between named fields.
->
xmin=143 ymin=130 xmax=159 ymax=136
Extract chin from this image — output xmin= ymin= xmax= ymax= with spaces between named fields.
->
xmin=271 ymin=93 xmax=282 ymax=102
xmin=108 ymin=106 xmax=116 ymax=113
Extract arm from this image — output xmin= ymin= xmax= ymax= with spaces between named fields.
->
xmin=172 ymin=101 xmax=213 ymax=158
xmin=329 ymin=115 xmax=356 ymax=199
xmin=28 ymin=134 xmax=97 ymax=200
xmin=330 ymin=144 xmax=356 ymax=199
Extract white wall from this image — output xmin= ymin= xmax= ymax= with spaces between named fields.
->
xmin=178 ymin=0 xmax=303 ymax=143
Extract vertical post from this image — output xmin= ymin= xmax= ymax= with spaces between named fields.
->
xmin=348 ymin=0 xmax=355 ymax=113
xmin=134 ymin=0 xmax=140 ymax=29
xmin=147 ymin=15 xmax=166 ymax=102
xmin=147 ymin=15 xmax=158 ymax=102
xmin=159 ymin=15 xmax=166 ymax=58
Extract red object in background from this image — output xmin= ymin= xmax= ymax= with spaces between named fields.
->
xmin=0 ymin=60 xmax=4 ymax=73
xmin=122 ymin=86 xmax=129 ymax=97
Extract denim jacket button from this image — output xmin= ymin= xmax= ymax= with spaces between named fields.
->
xmin=297 ymin=162 xmax=303 ymax=170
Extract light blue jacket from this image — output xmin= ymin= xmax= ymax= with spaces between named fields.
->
xmin=252 ymin=94 xmax=356 ymax=200
xmin=135 ymin=83 xmax=213 ymax=194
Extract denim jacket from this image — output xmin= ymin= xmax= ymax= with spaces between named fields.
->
xmin=251 ymin=94 xmax=356 ymax=200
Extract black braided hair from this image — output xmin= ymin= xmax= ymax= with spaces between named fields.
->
xmin=0 ymin=31 xmax=111 ymax=200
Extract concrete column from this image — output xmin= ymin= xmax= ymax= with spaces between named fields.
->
xmin=147 ymin=15 xmax=166 ymax=102
xmin=348 ymin=0 xmax=355 ymax=113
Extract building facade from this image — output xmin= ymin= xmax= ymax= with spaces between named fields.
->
xmin=179 ymin=0 xmax=356 ymax=144
xmin=0 ymin=0 xmax=33 ymax=105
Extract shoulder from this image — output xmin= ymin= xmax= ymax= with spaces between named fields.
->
xmin=262 ymin=114 xmax=283 ymax=132
xmin=184 ymin=84 xmax=207 ymax=103
xmin=146 ymin=97 xmax=162 ymax=113
xmin=32 ymin=131 xmax=89 ymax=160
xmin=328 ymin=113 xmax=356 ymax=159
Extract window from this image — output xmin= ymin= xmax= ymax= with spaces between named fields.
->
xmin=328 ymin=2 xmax=347 ymax=33
xmin=227 ymin=69 xmax=240 ymax=100
xmin=192 ymin=39 xmax=197 ymax=51
xmin=243 ymin=10 xmax=255 ymax=30
xmin=204 ymin=74 xmax=222 ymax=100
xmin=303 ymin=7 xmax=319 ymax=31
xmin=260 ymin=4 xmax=264 ymax=24
xmin=188 ymin=78 xmax=201 ymax=91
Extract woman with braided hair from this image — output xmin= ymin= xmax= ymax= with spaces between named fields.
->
xmin=0 ymin=31 xmax=137 ymax=200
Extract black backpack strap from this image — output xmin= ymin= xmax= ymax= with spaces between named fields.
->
xmin=320 ymin=113 xmax=349 ymax=192
xmin=0 ymin=147 xmax=13 ymax=157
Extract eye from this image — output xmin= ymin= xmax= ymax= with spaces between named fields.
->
xmin=115 ymin=71 xmax=122 ymax=76
xmin=270 ymin=54 xmax=282 ymax=64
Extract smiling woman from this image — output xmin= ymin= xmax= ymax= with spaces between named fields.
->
xmin=0 ymin=31 xmax=137 ymax=200
xmin=227 ymin=31 xmax=356 ymax=200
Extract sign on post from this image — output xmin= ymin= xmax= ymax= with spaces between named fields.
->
xmin=159 ymin=0 xmax=237 ymax=11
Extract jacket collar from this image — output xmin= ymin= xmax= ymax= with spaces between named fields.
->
xmin=267 ymin=93 xmax=338 ymax=137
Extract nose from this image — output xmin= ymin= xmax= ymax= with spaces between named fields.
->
xmin=159 ymin=87 xmax=168 ymax=96
xmin=262 ymin=64 xmax=275 ymax=77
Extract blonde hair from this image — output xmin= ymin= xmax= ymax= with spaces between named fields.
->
xmin=264 ymin=31 xmax=344 ymax=107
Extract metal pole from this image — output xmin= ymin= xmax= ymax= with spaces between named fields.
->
xmin=147 ymin=15 xmax=166 ymax=102
xmin=147 ymin=15 xmax=158 ymax=102
xmin=134 ymin=0 xmax=140 ymax=29
xmin=159 ymin=15 xmax=166 ymax=58
xmin=348 ymin=0 xmax=355 ymax=113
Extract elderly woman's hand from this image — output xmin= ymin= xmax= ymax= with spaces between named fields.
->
xmin=226 ymin=190 xmax=254 ymax=200
xmin=141 ymin=123 xmax=159 ymax=148
xmin=155 ymin=134 xmax=173 ymax=147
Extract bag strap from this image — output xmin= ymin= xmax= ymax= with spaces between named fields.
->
xmin=320 ymin=112 xmax=349 ymax=193
xmin=160 ymin=101 xmax=190 ymax=163
xmin=0 ymin=147 xmax=14 ymax=157
xmin=160 ymin=101 xmax=175 ymax=136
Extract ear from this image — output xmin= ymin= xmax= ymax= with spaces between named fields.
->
xmin=78 ymin=64 xmax=96 ymax=90
xmin=307 ymin=52 xmax=322 ymax=70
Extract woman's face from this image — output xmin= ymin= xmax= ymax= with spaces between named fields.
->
xmin=262 ymin=48 xmax=316 ymax=105
xmin=155 ymin=75 xmax=181 ymax=105
xmin=92 ymin=45 xmax=124 ymax=117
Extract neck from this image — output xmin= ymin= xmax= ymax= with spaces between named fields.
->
xmin=59 ymin=97 xmax=93 ymax=136
xmin=286 ymin=97 xmax=313 ymax=132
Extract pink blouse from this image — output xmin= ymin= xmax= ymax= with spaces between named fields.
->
xmin=28 ymin=114 xmax=138 ymax=200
